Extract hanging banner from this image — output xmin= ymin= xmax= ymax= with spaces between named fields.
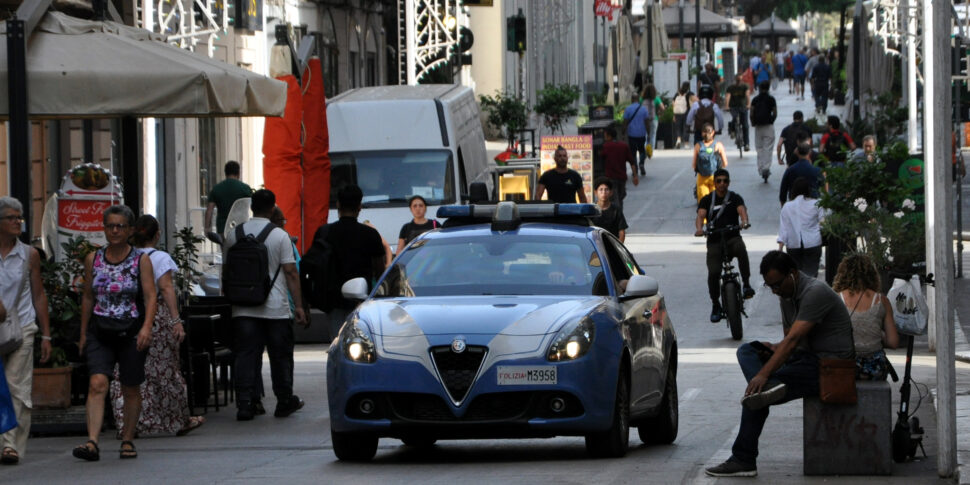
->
xmin=55 ymin=164 xmax=122 ymax=260
xmin=539 ymin=135 xmax=594 ymax=203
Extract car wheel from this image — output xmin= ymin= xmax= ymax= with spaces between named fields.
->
xmin=401 ymin=436 xmax=437 ymax=448
xmin=331 ymin=429 xmax=378 ymax=461
xmin=585 ymin=369 xmax=630 ymax=458
xmin=638 ymin=363 xmax=678 ymax=445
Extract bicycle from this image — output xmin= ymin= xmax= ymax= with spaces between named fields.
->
xmin=704 ymin=224 xmax=749 ymax=340
xmin=729 ymin=107 xmax=746 ymax=159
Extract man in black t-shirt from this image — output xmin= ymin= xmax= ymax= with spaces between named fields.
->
xmin=535 ymin=145 xmax=588 ymax=203
xmin=591 ymin=178 xmax=629 ymax=242
xmin=311 ymin=184 xmax=386 ymax=339
xmin=776 ymin=111 xmax=813 ymax=166
xmin=694 ymin=169 xmax=754 ymax=322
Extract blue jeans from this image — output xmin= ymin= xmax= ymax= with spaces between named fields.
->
xmin=233 ymin=316 xmax=295 ymax=407
xmin=628 ymin=135 xmax=646 ymax=168
xmin=730 ymin=344 xmax=820 ymax=466
xmin=648 ymin=118 xmax=659 ymax=150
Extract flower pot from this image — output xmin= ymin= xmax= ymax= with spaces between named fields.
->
xmin=32 ymin=366 xmax=72 ymax=409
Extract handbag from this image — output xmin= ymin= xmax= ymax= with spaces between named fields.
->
xmin=818 ymin=358 xmax=857 ymax=404
xmin=0 ymin=358 xmax=16 ymax=434
xmin=0 ymin=245 xmax=30 ymax=356
xmin=92 ymin=315 xmax=141 ymax=342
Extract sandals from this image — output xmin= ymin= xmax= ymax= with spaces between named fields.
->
xmin=176 ymin=416 xmax=206 ymax=436
xmin=72 ymin=440 xmax=100 ymax=462
xmin=0 ymin=447 xmax=19 ymax=465
xmin=119 ymin=440 xmax=137 ymax=459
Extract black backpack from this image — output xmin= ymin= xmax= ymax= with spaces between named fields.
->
xmin=694 ymin=102 xmax=715 ymax=132
xmin=750 ymin=95 xmax=775 ymax=126
xmin=300 ymin=224 xmax=340 ymax=312
xmin=824 ymin=130 xmax=849 ymax=162
xmin=222 ymin=223 xmax=281 ymax=307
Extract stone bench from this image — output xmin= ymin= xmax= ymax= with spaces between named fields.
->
xmin=803 ymin=380 xmax=893 ymax=475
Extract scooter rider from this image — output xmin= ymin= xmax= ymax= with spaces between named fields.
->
xmin=694 ymin=169 xmax=755 ymax=322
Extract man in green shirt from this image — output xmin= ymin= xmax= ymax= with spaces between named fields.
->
xmin=204 ymin=161 xmax=254 ymax=244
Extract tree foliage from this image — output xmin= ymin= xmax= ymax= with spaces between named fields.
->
xmin=479 ymin=90 xmax=530 ymax=147
xmin=534 ymin=84 xmax=581 ymax=135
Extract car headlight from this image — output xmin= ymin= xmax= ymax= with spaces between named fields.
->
xmin=342 ymin=319 xmax=377 ymax=363
xmin=547 ymin=318 xmax=595 ymax=362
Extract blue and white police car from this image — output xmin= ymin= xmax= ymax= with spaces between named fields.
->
xmin=327 ymin=202 xmax=678 ymax=461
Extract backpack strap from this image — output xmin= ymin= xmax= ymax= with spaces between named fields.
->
xmin=234 ymin=224 xmax=246 ymax=244
xmin=255 ymin=223 xmax=283 ymax=290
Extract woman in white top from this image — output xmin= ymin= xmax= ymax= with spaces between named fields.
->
xmin=777 ymin=177 xmax=825 ymax=277
xmin=0 ymin=196 xmax=51 ymax=465
xmin=832 ymin=253 xmax=899 ymax=380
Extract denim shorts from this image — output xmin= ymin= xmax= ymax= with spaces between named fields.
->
xmin=85 ymin=319 xmax=148 ymax=387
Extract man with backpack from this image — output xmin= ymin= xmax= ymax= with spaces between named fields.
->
xmin=304 ymin=185 xmax=386 ymax=342
xmin=819 ymin=115 xmax=855 ymax=165
xmin=750 ymin=81 xmax=778 ymax=182
xmin=223 ymin=189 xmax=308 ymax=421
xmin=776 ymin=111 xmax=812 ymax=166
xmin=686 ymin=85 xmax=725 ymax=145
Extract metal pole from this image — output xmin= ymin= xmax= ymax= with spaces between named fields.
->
xmin=695 ymin=0 xmax=701 ymax=77
xmin=770 ymin=12 xmax=775 ymax=52
xmin=679 ymin=0 xmax=684 ymax=51
xmin=906 ymin=0 xmax=919 ymax=152
xmin=405 ymin=0 xmax=416 ymax=85
xmin=923 ymin=0 xmax=957 ymax=477
xmin=7 ymin=18 xmax=29 ymax=242
xmin=851 ymin=1 xmax=862 ymax=121
xmin=647 ymin=0 xmax=653 ymax=84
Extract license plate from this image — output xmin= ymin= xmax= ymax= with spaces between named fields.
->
xmin=496 ymin=366 xmax=557 ymax=385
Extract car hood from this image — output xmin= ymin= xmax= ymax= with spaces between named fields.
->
xmin=356 ymin=296 xmax=604 ymax=337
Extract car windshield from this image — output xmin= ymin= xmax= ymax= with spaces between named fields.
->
xmin=375 ymin=235 xmax=605 ymax=297
xmin=330 ymin=150 xmax=455 ymax=208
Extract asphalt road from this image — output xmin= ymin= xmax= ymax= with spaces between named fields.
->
xmin=4 ymin=89 xmax=960 ymax=484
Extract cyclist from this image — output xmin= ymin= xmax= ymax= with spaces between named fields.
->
xmin=694 ymin=169 xmax=754 ymax=322
xmin=724 ymin=75 xmax=751 ymax=151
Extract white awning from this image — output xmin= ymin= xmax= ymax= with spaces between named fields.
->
xmin=0 ymin=11 xmax=286 ymax=119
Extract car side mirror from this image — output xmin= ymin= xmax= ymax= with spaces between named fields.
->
xmin=619 ymin=275 xmax=659 ymax=301
xmin=341 ymin=277 xmax=369 ymax=301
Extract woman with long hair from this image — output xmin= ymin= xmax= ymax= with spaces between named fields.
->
xmin=832 ymin=253 xmax=899 ymax=380
xmin=643 ymin=84 xmax=665 ymax=153
xmin=395 ymin=195 xmax=439 ymax=257
xmin=109 ymin=215 xmax=204 ymax=438
xmin=671 ymin=82 xmax=696 ymax=150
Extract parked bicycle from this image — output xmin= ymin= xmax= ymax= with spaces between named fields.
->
xmin=704 ymin=224 xmax=749 ymax=340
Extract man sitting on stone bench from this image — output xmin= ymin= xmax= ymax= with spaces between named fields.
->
xmin=706 ymin=250 xmax=855 ymax=478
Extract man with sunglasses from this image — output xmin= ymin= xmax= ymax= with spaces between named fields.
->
xmin=705 ymin=250 xmax=854 ymax=477
xmin=694 ymin=169 xmax=754 ymax=323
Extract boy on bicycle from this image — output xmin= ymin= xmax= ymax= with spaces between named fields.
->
xmin=694 ymin=169 xmax=754 ymax=322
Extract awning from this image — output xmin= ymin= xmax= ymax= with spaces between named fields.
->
xmin=0 ymin=11 xmax=286 ymax=119
xmin=636 ymin=5 xmax=736 ymax=38
xmin=749 ymin=17 xmax=798 ymax=38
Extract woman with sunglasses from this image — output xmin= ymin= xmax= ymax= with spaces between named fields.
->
xmin=73 ymin=205 xmax=156 ymax=461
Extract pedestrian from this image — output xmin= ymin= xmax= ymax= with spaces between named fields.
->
xmin=74 ymin=205 xmax=157 ymax=461
xmin=792 ymin=48 xmax=809 ymax=100
xmin=784 ymin=51 xmax=794 ymax=93
xmin=395 ymin=195 xmax=439 ymax=257
xmin=591 ymin=178 xmax=629 ymax=242
xmin=750 ymin=81 xmax=778 ymax=182
xmin=686 ymin=85 xmax=725 ymax=145
xmin=754 ymin=46 xmax=772 ymax=87
xmin=853 ymin=134 xmax=878 ymax=163
xmin=643 ymin=84 xmax=665 ymax=153
xmin=819 ymin=115 xmax=856 ymax=166
xmin=777 ymin=178 xmax=825 ymax=277
xmin=694 ymin=168 xmax=754 ymax=323
xmin=810 ymin=56 xmax=832 ymax=114
xmin=204 ymin=161 xmax=254 ymax=245
xmin=776 ymin=111 xmax=812 ymax=166
xmin=600 ymin=126 xmax=640 ymax=209
xmin=724 ymin=75 xmax=751 ymax=151
xmin=0 ymin=196 xmax=51 ymax=465
xmin=692 ymin=122 xmax=728 ymax=203
xmin=535 ymin=145 xmax=588 ymax=203
xmin=310 ymin=184 xmax=387 ymax=340
xmin=623 ymin=93 xmax=651 ymax=175
xmin=109 ymin=215 xmax=205 ymax=437
xmin=672 ymin=82 xmax=696 ymax=149
xmin=224 ymin=189 xmax=308 ymax=422
xmin=804 ymin=48 xmax=820 ymax=99
xmin=705 ymin=250 xmax=854 ymax=477
xmin=779 ymin=143 xmax=822 ymax=205
xmin=832 ymin=253 xmax=899 ymax=381
xmin=698 ymin=63 xmax=722 ymax=104
xmin=775 ymin=48 xmax=786 ymax=91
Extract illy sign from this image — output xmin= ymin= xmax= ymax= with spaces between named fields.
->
xmin=594 ymin=0 xmax=618 ymax=19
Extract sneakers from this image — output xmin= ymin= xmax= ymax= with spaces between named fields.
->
xmin=639 ymin=164 xmax=646 ymax=176
xmin=741 ymin=382 xmax=787 ymax=410
xmin=254 ymin=400 xmax=267 ymax=416
xmin=743 ymin=286 xmax=755 ymax=299
xmin=710 ymin=304 xmax=723 ymax=323
xmin=705 ymin=459 xmax=757 ymax=477
xmin=236 ymin=404 xmax=255 ymax=421
xmin=274 ymin=395 xmax=305 ymax=418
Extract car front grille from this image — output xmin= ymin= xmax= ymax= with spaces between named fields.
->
xmin=430 ymin=345 xmax=487 ymax=404
xmin=383 ymin=391 xmax=584 ymax=423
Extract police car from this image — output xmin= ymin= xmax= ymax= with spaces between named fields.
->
xmin=326 ymin=202 xmax=678 ymax=461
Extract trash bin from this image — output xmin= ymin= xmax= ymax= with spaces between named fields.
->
xmin=578 ymin=105 xmax=616 ymax=181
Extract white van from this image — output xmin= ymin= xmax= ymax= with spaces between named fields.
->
xmin=326 ymin=85 xmax=492 ymax=251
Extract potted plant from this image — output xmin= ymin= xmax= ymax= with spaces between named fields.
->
xmin=33 ymin=235 xmax=96 ymax=408
xmin=655 ymin=95 xmax=675 ymax=149
xmin=479 ymin=90 xmax=530 ymax=150
xmin=817 ymin=141 xmax=925 ymax=289
xmin=534 ymin=83 xmax=581 ymax=135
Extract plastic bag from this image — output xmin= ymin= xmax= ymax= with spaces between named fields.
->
xmin=0 ymin=358 xmax=17 ymax=434
xmin=887 ymin=276 xmax=928 ymax=336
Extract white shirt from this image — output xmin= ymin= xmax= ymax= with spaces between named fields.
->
xmin=778 ymin=195 xmax=825 ymax=249
xmin=223 ymin=218 xmax=296 ymax=320
xmin=0 ymin=240 xmax=35 ymax=327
